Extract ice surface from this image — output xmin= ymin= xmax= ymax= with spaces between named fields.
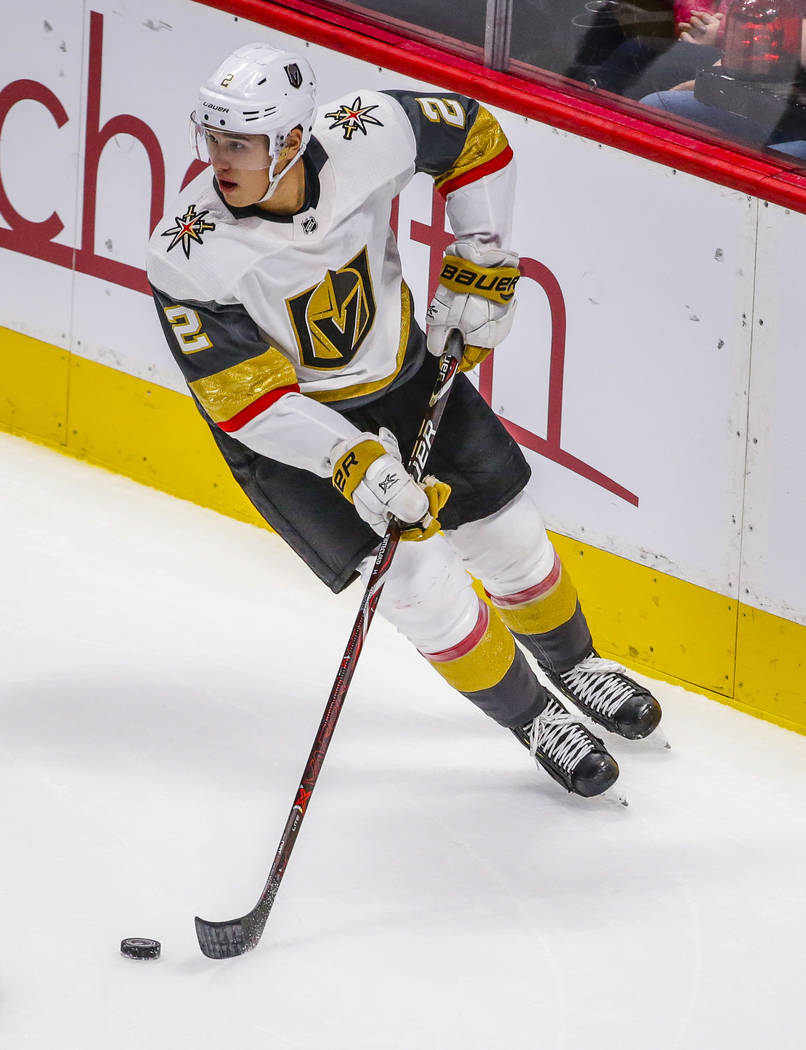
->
xmin=1 ymin=432 xmax=804 ymax=1049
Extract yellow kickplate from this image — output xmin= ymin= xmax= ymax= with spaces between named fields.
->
xmin=735 ymin=604 xmax=806 ymax=734
xmin=65 ymin=354 xmax=266 ymax=527
xmin=549 ymin=533 xmax=737 ymax=698
xmin=0 ymin=327 xmax=69 ymax=445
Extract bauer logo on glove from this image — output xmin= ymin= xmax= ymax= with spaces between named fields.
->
xmin=426 ymin=239 xmax=519 ymax=372
xmin=438 ymin=257 xmax=519 ymax=302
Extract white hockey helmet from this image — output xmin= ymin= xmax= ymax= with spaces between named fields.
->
xmin=191 ymin=42 xmax=317 ymax=200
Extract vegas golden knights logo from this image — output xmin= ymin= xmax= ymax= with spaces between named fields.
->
xmin=286 ymin=247 xmax=376 ymax=370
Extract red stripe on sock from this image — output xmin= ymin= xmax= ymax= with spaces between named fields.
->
xmin=420 ymin=598 xmax=489 ymax=662
xmin=487 ymin=552 xmax=561 ymax=608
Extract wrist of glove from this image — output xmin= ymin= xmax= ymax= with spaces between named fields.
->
xmin=426 ymin=239 xmax=519 ymax=372
xmin=331 ymin=427 xmax=451 ymax=541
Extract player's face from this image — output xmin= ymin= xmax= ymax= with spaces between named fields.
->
xmin=206 ymin=130 xmax=272 ymax=206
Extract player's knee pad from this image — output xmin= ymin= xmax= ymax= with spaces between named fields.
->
xmin=445 ymin=489 xmax=591 ymax=668
xmin=358 ymin=535 xmax=479 ymax=653
xmin=444 ymin=489 xmax=555 ymax=595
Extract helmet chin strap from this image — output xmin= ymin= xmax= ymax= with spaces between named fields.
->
xmin=258 ymin=132 xmax=305 ymax=205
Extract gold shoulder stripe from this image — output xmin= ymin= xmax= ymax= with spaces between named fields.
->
xmin=189 ymin=347 xmax=298 ymax=425
xmin=434 ymin=106 xmax=510 ymax=192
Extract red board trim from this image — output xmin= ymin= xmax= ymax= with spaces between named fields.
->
xmin=192 ymin=0 xmax=806 ymax=214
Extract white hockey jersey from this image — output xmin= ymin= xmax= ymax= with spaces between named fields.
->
xmin=147 ymin=88 xmax=515 ymax=478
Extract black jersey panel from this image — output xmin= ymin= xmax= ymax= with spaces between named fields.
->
xmin=203 ymin=408 xmax=378 ymax=594
xmin=150 ymin=284 xmax=274 ymax=384
xmin=382 ymin=90 xmax=481 ymax=178
xmin=344 ymin=353 xmax=531 ymax=530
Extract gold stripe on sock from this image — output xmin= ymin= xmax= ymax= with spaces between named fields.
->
xmin=422 ymin=601 xmax=516 ymax=693
xmin=491 ymin=566 xmax=579 ymax=636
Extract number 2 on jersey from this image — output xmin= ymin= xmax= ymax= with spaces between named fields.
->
xmin=163 ymin=306 xmax=213 ymax=354
xmin=415 ymin=97 xmax=466 ymax=128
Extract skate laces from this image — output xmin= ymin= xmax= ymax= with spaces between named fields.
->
xmin=529 ymin=698 xmax=595 ymax=773
xmin=559 ymin=654 xmax=637 ymax=719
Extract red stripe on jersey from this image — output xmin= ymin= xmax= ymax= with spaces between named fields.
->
xmin=437 ymin=144 xmax=514 ymax=198
xmin=217 ymin=384 xmax=300 ymax=433
xmin=487 ymin=552 xmax=562 ymax=608
xmin=421 ymin=598 xmax=489 ymax=662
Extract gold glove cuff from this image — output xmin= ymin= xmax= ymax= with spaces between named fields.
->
xmin=332 ymin=439 xmax=386 ymax=503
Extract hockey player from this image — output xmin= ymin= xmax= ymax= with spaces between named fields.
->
xmin=147 ymin=42 xmax=662 ymax=800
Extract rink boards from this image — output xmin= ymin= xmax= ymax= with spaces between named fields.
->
xmin=1 ymin=0 xmax=804 ymax=732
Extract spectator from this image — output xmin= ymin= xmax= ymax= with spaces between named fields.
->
xmin=639 ymin=17 xmax=806 ymax=160
xmin=588 ymin=5 xmax=728 ymax=98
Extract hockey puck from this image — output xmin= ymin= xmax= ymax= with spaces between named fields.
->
xmin=120 ymin=937 xmax=161 ymax=960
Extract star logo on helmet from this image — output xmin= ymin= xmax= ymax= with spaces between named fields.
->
xmin=325 ymin=97 xmax=383 ymax=141
xmin=161 ymin=204 xmax=216 ymax=259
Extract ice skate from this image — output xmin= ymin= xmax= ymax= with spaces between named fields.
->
xmin=511 ymin=694 xmax=621 ymax=799
xmin=544 ymin=651 xmax=663 ymax=741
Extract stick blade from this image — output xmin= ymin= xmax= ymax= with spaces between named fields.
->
xmin=195 ymin=913 xmax=261 ymax=959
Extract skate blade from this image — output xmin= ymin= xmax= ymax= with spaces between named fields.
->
xmin=631 ymin=726 xmax=671 ymax=751
xmin=577 ymin=713 xmax=671 ymax=751
xmin=602 ymin=786 xmax=629 ymax=808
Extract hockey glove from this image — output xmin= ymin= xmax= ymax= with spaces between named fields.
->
xmin=331 ymin=427 xmax=451 ymax=541
xmin=426 ymin=239 xmax=519 ymax=372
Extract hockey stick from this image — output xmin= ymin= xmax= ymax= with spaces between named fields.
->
xmin=195 ymin=329 xmax=465 ymax=958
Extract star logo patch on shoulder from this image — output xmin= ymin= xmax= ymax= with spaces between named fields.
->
xmin=161 ymin=204 xmax=216 ymax=259
xmin=325 ymin=97 xmax=383 ymax=141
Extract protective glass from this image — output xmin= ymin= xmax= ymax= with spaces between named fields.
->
xmin=190 ymin=113 xmax=272 ymax=171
